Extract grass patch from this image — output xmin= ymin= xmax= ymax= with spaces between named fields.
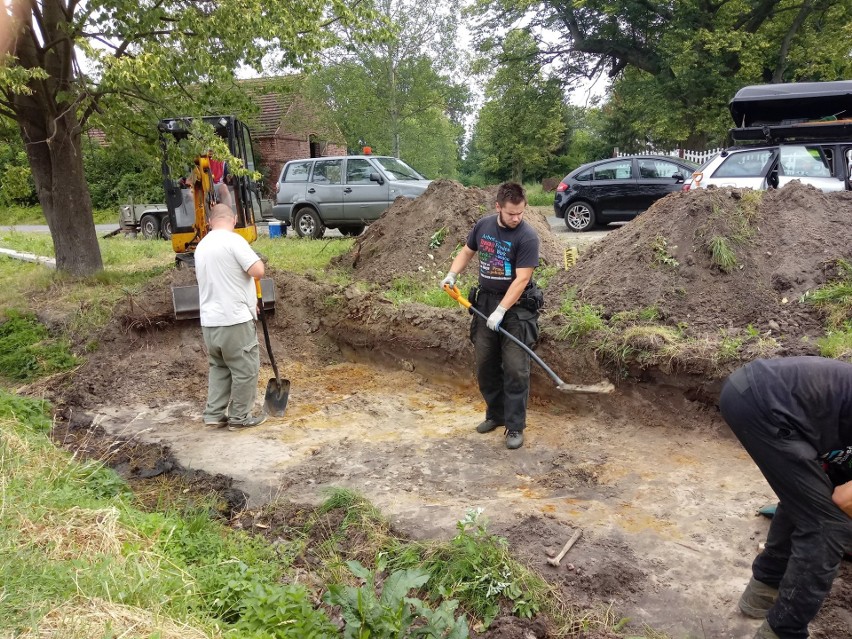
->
xmin=0 ymin=310 xmax=79 ymax=382
xmin=254 ymin=236 xmax=354 ymax=280
xmin=522 ymin=182 xmax=555 ymax=207
xmin=817 ymin=324 xmax=852 ymax=359
xmin=553 ymin=288 xmax=605 ymax=343
xmin=708 ymin=235 xmax=737 ymax=272
xmin=0 ymin=205 xmax=116 ymax=226
xmin=803 ymin=258 xmax=852 ymax=329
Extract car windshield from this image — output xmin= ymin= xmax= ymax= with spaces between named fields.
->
xmin=373 ymin=157 xmax=425 ymax=180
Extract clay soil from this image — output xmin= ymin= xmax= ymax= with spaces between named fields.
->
xmin=29 ymin=181 xmax=852 ymax=638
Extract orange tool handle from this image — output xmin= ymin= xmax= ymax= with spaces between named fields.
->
xmin=443 ymin=284 xmax=471 ymax=309
xmin=255 ymin=277 xmax=262 ymax=299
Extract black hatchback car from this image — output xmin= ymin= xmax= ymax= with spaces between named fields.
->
xmin=554 ymin=155 xmax=696 ymax=231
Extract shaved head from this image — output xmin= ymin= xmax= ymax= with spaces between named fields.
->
xmin=209 ymin=203 xmax=235 ymax=222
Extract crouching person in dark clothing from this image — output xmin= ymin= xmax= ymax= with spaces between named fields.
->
xmin=719 ymin=356 xmax=852 ymax=639
xmin=439 ymin=182 xmax=541 ymax=450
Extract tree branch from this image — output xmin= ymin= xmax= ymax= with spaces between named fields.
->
xmin=772 ymin=0 xmax=815 ymax=82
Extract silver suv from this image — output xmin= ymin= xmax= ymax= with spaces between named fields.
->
xmin=272 ymin=155 xmax=431 ymax=238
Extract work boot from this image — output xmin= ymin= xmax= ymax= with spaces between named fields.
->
xmin=753 ymin=620 xmax=780 ymax=639
xmin=228 ymin=413 xmax=267 ymax=431
xmin=203 ymin=415 xmax=229 ymax=427
xmin=505 ymin=429 xmax=524 ymax=450
xmin=476 ymin=419 xmax=501 ymax=433
xmin=739 ymin=577 xmax=779 ymax=618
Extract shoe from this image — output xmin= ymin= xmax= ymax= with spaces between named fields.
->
xmin=739 ymin=577 xmax=778 ymax=619
xmin=228 ymin=414 xmax=267 ymax=431
xmin=505 ymin=429 xmax=524 ymax=449
xmin=476 ymin=419 xmax=502 ymax=433
xmin=753 ymin=619 xmax=780 ymax=639
xmin=203 ymin=415 xmax=229 ymax=427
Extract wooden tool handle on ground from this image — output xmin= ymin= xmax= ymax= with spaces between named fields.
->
xmin=547 ymin=529 xmax=582 ymax=566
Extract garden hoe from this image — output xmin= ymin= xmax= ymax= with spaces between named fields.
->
xmin=255 ymin=279 xmax=290 ymax=416
xmin=443 ymin=285 xmax=615 ymax=395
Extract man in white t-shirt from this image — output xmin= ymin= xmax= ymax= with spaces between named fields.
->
xmin=195 ymin=203 xmax=266 ymax=430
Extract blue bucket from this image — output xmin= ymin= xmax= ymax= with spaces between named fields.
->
xmin=268 ymin=221 xmax=283 ymax=238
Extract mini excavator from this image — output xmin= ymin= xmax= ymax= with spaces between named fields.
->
xmin=157 ymin=115 xmax=275 ymax=319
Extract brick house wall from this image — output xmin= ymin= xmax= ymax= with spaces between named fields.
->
xmin=254 ymin=134 xmax=346 ymax=196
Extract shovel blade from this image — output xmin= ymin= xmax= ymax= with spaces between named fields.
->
xmin=264 ymin=378 xmax=290 ymax=416
xmin=556 ymin=381 xmax=615 ymax=394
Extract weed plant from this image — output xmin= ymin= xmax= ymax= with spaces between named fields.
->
xmin=708 ymin=236 xmax=737 ymax=272
xmin=554 ymin=288 xmax=605 ymax=343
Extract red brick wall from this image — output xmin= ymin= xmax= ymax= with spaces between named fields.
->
xmin=255 ymin=135 xmax=346 ymax=195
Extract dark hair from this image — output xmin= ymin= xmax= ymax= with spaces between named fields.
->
xmin=496 ymin=182 xmax=526 ymax=206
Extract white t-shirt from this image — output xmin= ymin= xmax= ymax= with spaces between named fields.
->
xmin=195 ymin=229 xmax=261 ymax=327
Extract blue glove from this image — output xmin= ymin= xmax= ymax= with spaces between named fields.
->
xmin=487 ymin=305 xmax=508 ymax=331
xmin=440 ymin=272 xmax=457 ymax=289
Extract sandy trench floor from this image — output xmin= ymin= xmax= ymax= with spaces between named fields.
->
xmin=89 ymin=354 xmax=791 ymax=639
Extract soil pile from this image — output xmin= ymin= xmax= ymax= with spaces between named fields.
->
xmin=334 ymin=180 xmax=565 ymax=284
xmin=550 ymin=183 xmax=852 ymax=351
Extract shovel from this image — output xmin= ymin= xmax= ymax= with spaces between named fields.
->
xmin=255 ymin=278 xmax=290 ymax=416
xmin=443 ymin=285 xmax=614 ymax=395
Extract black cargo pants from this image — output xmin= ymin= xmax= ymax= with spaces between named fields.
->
xmin=720 ymin=367 xmax=852 ymax=639
xmin=470 ymin=290 xmax=539 ymax=432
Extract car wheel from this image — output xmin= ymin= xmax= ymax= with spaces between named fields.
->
xmin=564 ymin=201 xmax=596 ymax=232
xmin=160 ymin=214 xmax=173 ymax=240
xmin=339 ymin=224 xmax=365 ymax=237
xmin=294 ymin=208 xmax=325 ymax=239
xmin=140 ymin=214 xmax=160 ymax=240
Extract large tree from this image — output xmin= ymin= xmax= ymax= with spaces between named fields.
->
xmin=473 ymin=30 xmax=566 ymax=183
xmin=306 ymin=0 xmax=469 ymax=176
xmin=0 ymin=0 xmax=376 ymax=275
xmin=469 ymin=0 xmax=852 ymax=148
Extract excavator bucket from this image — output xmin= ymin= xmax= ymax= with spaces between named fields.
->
xmin=172 ymin=277 xmax=276 ymax=321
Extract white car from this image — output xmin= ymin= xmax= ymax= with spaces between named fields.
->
xmin=683 ymin=144 xmax=851 ymax=193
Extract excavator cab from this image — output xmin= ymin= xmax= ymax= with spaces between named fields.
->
xmin=158 ymin=115 xmax=274 ymax=319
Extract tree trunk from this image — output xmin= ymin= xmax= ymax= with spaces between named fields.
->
xmin=20 ymin=111 xmax=104 ymax=276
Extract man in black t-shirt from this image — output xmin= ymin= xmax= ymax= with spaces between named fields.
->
xmin=440 ymin=182 xmax=540 ymax=450
xmin=719 ymin=357 xmax=852 ymax=639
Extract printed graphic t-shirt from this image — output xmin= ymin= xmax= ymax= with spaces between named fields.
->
xmin=466 ymin=214 xmax=540 ymax=294
xmin=744 ymin=356 xmax=852 ymax=482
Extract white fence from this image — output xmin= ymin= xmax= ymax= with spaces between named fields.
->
xmin=615 ymin=148 xmax=722 ymax=165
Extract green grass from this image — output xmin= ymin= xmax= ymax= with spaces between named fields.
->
xmin=554 ymin=288 xmax=606 ymax=343
xmin=0 ymin=205 xmax=116 ymax=226
xmin=708 ymin=235 xmax=737 ymax=272
xmin=253 ymin=236 xmax=355 ymax=280
xmin=817 ymin=324 xmax=852 ymax=359
xmin=522 ymin=182 xmax=555 ymax=207
xmin=0 ymin=310 xmax=79 ymax=382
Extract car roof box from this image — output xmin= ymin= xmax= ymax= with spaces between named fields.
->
xmin=728 ymin=81 xmax=852 ymax=143
xmin=729 ymin=81 xmax=852 ymax=127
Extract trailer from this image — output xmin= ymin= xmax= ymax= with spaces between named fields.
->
xmin=118 ymin=197 xmax=274 ymax=240
xmin=119 ymin=198 xmax=173 ymax=240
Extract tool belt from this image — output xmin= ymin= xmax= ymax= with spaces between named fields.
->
xmin=468 ymin=282 xmax=544 ymax=313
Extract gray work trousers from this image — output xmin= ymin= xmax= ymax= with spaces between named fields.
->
xmin=202 ymin=320 xmax=260 ymax=423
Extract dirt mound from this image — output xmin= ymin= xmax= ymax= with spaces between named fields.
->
xmin=334 ymin=180 xmax=565 ymax=284
xmin=551 ymin=183 xmax=852 ymax=352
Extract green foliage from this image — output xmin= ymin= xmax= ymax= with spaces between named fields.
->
xmin=817 ymin=323 xmax=852 ymax=359
xmin=522 ymin=183 xmax=555 ymax=206
xmin=384 ymin=276 xmax=471 ymax=308
xmin=470 ymin=0 xmax=852 ymax=150
xmin=429 ymin=227 xmax=449 ymax=249
xmin=0 ymin=310 xmax=78 ymax=382
xmin=304 ymin=0 xmax=468 ymax=178
xmin=472 ymin=30 xmax=566 ymax=184
xmin=0 ymin=388 xmax=51 ymax=432
xmin=803 ymin=259 xmax=852 ymax=329
xmin=554 ymin=289 xmax=606 ymax=343
xmin=325 ymin=560 xmax=468 ymax=639
xmin=0 ymin=127 xmax=36 ymax=205
xmin=253 ymin=236 xmax=355 ymax=278
xmin=236 ymin=582 xmax=337 ymax=638
xmin=708 ymin=236 xmax=737 ymax=273
xmin=651 ymin=236 xmax=679 ymax=269
xmin=82 ymin=140 xmax=163 ymax=209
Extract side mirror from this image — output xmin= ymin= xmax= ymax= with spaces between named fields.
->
xmin=370 ymin=172 xmax=385 ymax=185
xmin=674 ymin=174 xmax=685 ymax=183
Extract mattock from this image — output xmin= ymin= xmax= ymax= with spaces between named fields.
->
xmin=546 ymin=528 xmax=582 ymax=567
